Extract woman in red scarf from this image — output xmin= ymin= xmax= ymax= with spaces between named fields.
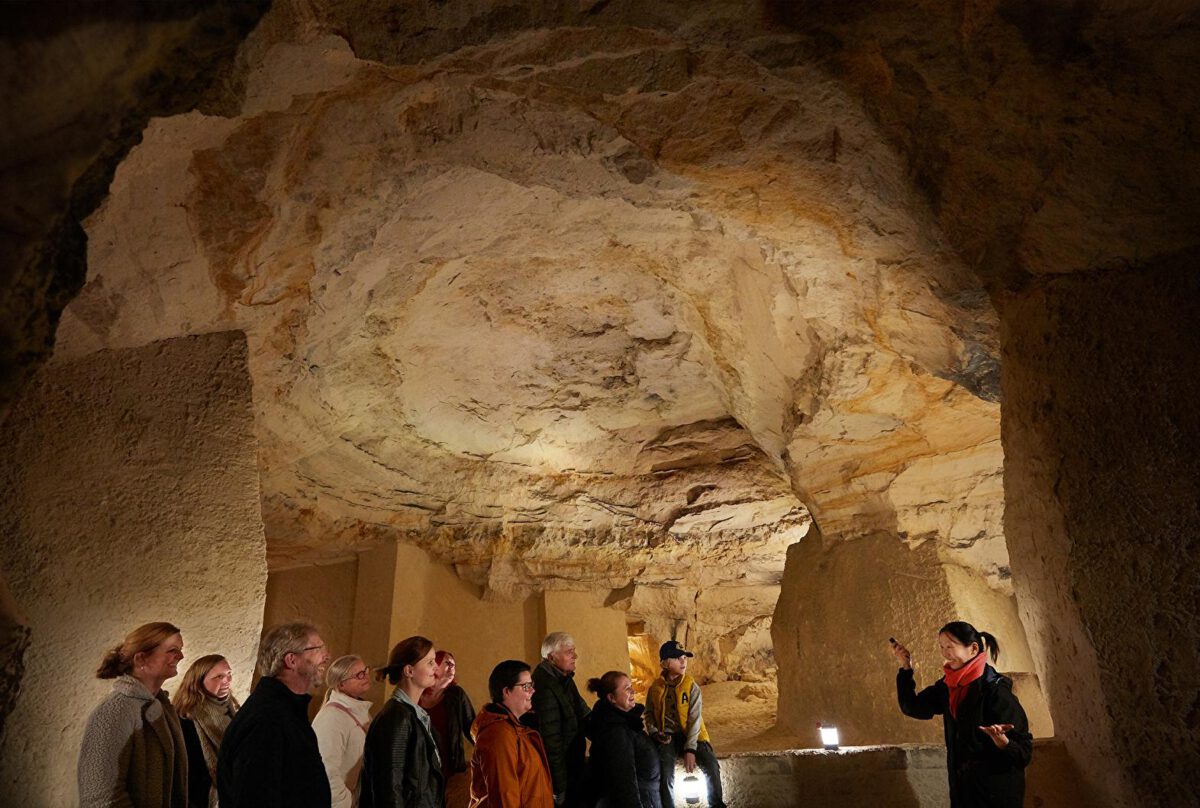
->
xmin=891 ymin=621 xmax=1033 ymax=808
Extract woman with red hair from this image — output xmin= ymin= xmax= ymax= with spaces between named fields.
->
xmin=419 ymin=650 xmax=476 ymax=806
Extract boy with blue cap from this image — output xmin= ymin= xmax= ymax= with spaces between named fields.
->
xmin=644 ymin=640 xmax=726 ymax=808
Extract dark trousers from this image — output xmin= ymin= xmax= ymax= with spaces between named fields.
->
xmin=655 ymin=734 xmax=724 ymax=808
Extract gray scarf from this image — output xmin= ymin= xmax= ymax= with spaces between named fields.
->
xmin=192 ymin=694 xmax=238 ymax=803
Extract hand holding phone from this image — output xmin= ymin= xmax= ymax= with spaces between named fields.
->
xmin=889 ymin=637 xmax=912 ymax=670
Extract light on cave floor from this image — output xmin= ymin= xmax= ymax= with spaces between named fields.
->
xmin=818 ymin=722 xmax=840 ymax=750
xmin=675 ymin=770 xmax=707 ymax=806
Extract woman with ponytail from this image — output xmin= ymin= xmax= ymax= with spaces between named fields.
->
xmin=78 ymin=621 xmax=189 ymax=808
xmin=890 ymin=621 xmax=1033 ymax=807
xmin=583 ymin=671 xmax=661 ymax=808
xmin=313 ymin=655 xmax=374 ymax=808
xmin=360 ymin=636 xmax=444 ymax=808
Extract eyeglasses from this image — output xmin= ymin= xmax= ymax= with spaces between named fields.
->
xmin=293 ymin=644 xmax=325 ymax=655
xmin=512 ymin=682 xmax=534 ymax=692
xmin=345 ymin=668 xmax=371 ymax=681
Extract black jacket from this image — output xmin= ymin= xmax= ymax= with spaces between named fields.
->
xmin=179 ymin=718 xmax=211 ymax=808
xmin=216 ymin=676 xmax=331 ymax=808
xmin=897 ymin=664 xmax=1033 ymax=808
xmin=430 ymin=684 xmax=476 ymax=775
xmin=526 ymin=660 xmax=590 ymax=798
xmin=360 ymin=695 xmax=444 ymax=808
xmin=584 ymin=700 xmax=662 ymax=808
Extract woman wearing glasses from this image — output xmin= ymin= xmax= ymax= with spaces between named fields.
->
xmin=313 ymin=655 xmax=374 ymax=808
xmin=467 ymin=660 xmax=554 ymax=808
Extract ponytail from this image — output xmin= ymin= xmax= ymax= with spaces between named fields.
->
xmin=95 ymin=622 xmax=181 ymax=680
xmin=939 ymin=621 xmax=1000 ymax=663
xmin=978 ymin=631 xmax=1001 ymax=663
xmin=96 ymin=646 xmax=129 ymax=679
xmin=587 ymin=670 xmax=628 ymax=700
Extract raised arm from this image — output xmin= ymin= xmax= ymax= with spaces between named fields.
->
xmin=896 ymin=668 xmax=947 ymax=720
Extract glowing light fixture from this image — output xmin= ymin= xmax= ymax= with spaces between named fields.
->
xmin=675 ymin=770 xmax=706 ymax=805
xmin=818 ymin=722 xmax=840 ymax=750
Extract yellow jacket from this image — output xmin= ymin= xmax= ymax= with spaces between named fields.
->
xmin=645 ymin=672 xmax=709 ymax=749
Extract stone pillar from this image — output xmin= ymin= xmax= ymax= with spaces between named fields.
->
xmin=0 ymin=332 xmax=268 ymax=805
xmin=772 ymin=526 xmax=1045 ymax=746
xmin=1002 ymin=258 xmax=1200 ymax=808
xmin=772 ymin=527 xmax=948 ymax=746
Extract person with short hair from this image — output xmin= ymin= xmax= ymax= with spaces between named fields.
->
xmin=360 ymin=636 xmax=444 ymax=808
xmin=644 ymin=641 xmax=725 ymax=808
xmin=891 ymin=621 xmax=1032 ymax=808
xmin=468 ymin=660 xmax=554 ymax=808
xmin=584 ymin=671 xmax=661 ymax=808
xmin=78 ymin=621 xmax=189 ymax=808
xmin=313 ymin=655 xmax=374 ymax=808
xmin=217 ymin=622 xmax=332 ymax=808
xmin=419 ymin=650 xmax=476 ymax=807
xmin=173 ymin=653 xmax=239 ymax=808
xmin=528 ymin=632 xmax=589 ymax=807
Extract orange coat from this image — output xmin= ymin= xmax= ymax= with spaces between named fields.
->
xmin=468 ymin=705 xmax=554 ymax=808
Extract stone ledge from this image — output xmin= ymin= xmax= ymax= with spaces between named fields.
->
xmin=715 ymin=739 xmax=1085 ymax=808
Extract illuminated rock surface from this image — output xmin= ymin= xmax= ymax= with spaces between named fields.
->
xmin=53 ymin=21 xmax=1007 ymax=684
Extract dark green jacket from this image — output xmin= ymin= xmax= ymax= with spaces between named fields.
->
xmin=527 ymin=660 xmax=590 ymax=797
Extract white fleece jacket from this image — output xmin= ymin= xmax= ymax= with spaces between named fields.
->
xmin=312 ymin=690 xmax=373 ymax=808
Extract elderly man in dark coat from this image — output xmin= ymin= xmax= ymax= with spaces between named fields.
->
xmin=526 ymin=631 xmax=590 ymax=807
xmin=218 ymin=622 xmax=333 ymax=808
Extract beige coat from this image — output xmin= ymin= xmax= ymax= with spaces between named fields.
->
xmin=78 ymin=675 xmax=188 ymax=808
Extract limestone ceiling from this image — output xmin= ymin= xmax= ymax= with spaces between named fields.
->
xmin=52 ymin=21 xmax=1007 ymax=595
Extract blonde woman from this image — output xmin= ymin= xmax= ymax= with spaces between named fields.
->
xmin=174 ymin=654 xmax=239 ymax=807
xmin=78 ymin=621 xmax=189 ymax=808
xmin=313 ymin=655 xmax=374 ymax=808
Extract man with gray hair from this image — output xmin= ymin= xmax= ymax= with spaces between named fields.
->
xmin=218 ymin=622 xmax=333 ymax=808
xmin=527 ymin=631 xmax=590 ymax=807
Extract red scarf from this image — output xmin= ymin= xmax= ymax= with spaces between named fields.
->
xmin=943 ymin=652 xmax=987 ymax=718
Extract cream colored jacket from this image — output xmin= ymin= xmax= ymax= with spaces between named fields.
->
xmin=312 ymin=690 xmax=373 ymax=808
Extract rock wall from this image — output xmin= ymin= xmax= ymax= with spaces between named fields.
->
xmin=1003 ymin=257 xmax=1200 ymax=808
xmin=772 ymin=527 xmax=1044 ymax=746
xmin=264 ymin=544 xmax=631 ymax=711
xmin=0 ymin=573 xmax=31 ymax=741
xmin=263 ymin=559 xmax=359 ymax=717
xmin=0 ymin=2 xmax=271 ymax=418
xmin=542 ymin=590 xmax=633 ymax=690
xmin=0 ymin=332 xmax=267 ymax=806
